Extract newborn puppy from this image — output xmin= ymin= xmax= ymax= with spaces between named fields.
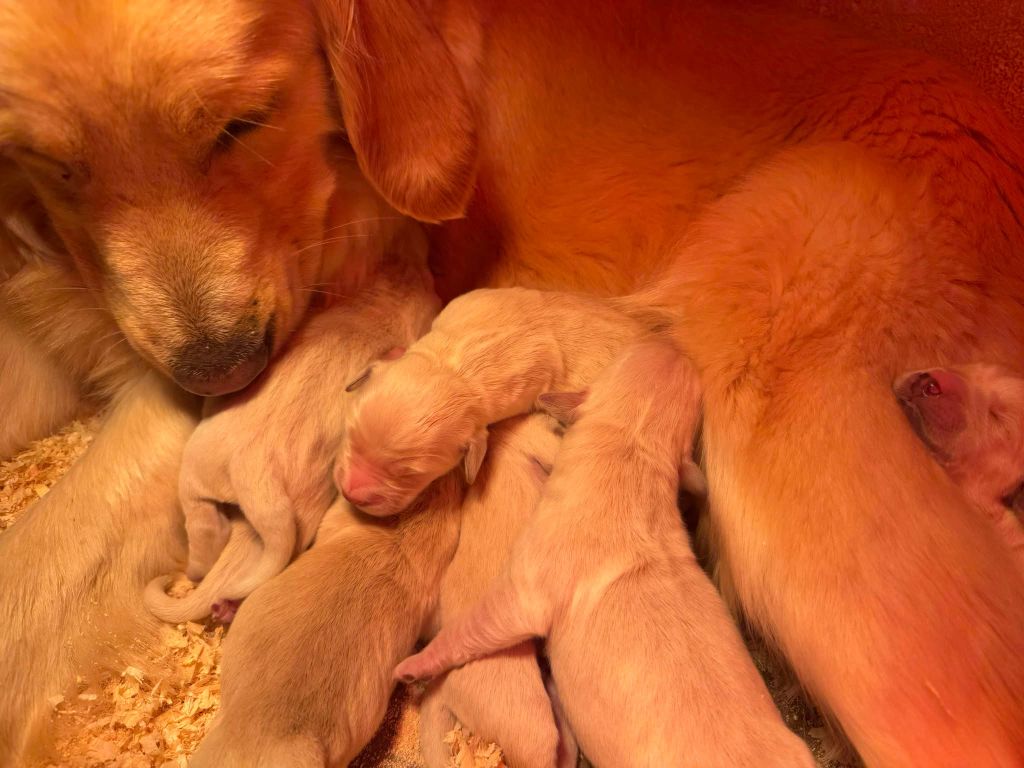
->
xmin=396 ymin=340 xmax=814 ymax=768
xmin=145 ymin=261 xmax=439 ymax=623
xmin=190 ymin=475 xmax=464 ymax=768
xmin=896 ymin=364 xmax=1024 ymax=559
xmin=338 ymin=287 xmax=646 ymax=516
xmin=419 ymin=413 xmax=576 ymax=768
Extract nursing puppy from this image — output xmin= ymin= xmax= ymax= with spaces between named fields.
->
xmin=397 ymin=341 xmax=813 ymax=768
xmin=145 ymin=259 xmax=439 ymax=622
xmin=338 ymin=287 xmax=646 ymax=516
xmin=420 ymin=414 xmax=575 ymax=768
xmin=895 ymin=364 xmax=1024 ymax=560
xmin=190 ymin=477 xmax=463 ymax=768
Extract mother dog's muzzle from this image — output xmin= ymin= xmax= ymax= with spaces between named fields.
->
xmin=170 ymin=316 xmax=275 ymax=396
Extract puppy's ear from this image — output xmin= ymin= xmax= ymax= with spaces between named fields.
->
xmin=315 ymin=0 xmax=478 ymax=223
xmin=463 ymin=427 xmax=488 ymax=485
xmin=537 ymin=390 xmax=588 ymax=426
xmin=381 ymin=346 xmax=406 ymax=361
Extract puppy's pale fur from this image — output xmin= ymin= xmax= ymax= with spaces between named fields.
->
xmin=338 ymin=287 xmax=646 ymax=516
xmin=895 ymin=364 xmax=1024 ymax=561
xmin=419 ymin=414 xmax=575 ymax=768
xmin=190 ymin=477 xmax=464 ymax=768
xmin=398 ymin=340 xmax=813 ymax=768
xmin=144 ymin=258 xmax=439 ymax=622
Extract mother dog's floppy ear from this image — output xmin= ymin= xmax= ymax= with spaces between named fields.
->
xmin=314 ymin=0 xmax=478 ymax=223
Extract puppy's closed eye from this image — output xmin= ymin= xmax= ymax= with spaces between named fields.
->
xmin=346 ymin=367 xmax=372 ymax=392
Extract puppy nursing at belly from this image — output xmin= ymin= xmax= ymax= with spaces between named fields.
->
xmin=896 ymin=364 xmax=1024 ymax=561
xmin=419 ymin=413 xmax=576 ymax=768
xmin=144 ymin=261 xmax=439 ymax=623
xmin=397 ymin=340 xmax=814 ymax=767
xmin=337 ymin=286 xmax=647 ymax=516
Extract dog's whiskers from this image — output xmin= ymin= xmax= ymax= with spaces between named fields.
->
xmin=223 ymin=132 xmax=275 ymax=167
xmin=319 ymin=215 xmax=405 ymax=235
xmin=224 ymin=116 xmax=284 ymax=132
xmin=292 ymin=234 xmax=373 ymax=256
xmin=298 ymin=287 xmax=349 ymax=299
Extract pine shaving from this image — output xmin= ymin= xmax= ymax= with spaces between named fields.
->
xmin=444 ymin=725 xmax=507 ymax=768
xmin=35 ymin=621 xmax=224 ymax=768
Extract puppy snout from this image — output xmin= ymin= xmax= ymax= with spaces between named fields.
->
xmin=171 ymin=315 xmax=275 ymax=396
xmin=339 ymin=459 xmax=390 ymax=511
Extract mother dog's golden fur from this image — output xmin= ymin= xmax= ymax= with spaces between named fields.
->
xmin=3 ymin=0 xmax=1024 ymax=765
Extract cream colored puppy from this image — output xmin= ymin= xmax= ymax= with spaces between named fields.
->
xmin=338 ymin=287 xmax=646 ymax=516
xmin=420 ymin=413 xmax=576 ymax=768
xmin=190 ymin=476 xmax=464 ymax=768
xmin=145 ymin=261 xmax=439 ymax=623
xmin=396 ymin=340 xmax=815 ymax=768
xmin=895 ymin=364 xmax=1024 ymax=561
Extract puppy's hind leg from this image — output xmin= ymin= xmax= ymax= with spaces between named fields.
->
xmin=215 ymin=486 xmax=299 ymax=601
xmin=396 ymin=570 xmax=548 ymax=683
xmin=446 ymin=649 xmax=565 ymax=768
xmin=178 ymin=460 xmax=232 ymax=582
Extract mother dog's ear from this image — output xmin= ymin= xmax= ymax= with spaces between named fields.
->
xmin=314 ymin=0 xmax=478 ymax=223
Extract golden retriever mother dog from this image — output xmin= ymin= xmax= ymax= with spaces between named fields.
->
xmin=2 ymin=0 xmax=1024 ymax=765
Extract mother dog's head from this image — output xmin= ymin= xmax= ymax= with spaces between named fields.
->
xmin=0 ymin=0 xmax=476 ymax=394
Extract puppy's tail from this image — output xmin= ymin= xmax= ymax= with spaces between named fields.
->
xmin=394 ymin=572 xmax=547 ymax=683
xmin=143 ymin=519 xmax=262 ymax=623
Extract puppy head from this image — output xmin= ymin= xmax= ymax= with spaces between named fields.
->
xmin=0 ymin=0 xmax=476 ymax=395
xmin=337 ymin=353 xmax=486 ymax=517
xmin=895 ymin=364 xmax=1024 ymax=503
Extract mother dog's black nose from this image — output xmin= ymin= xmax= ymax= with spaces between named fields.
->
xmin=171 ymin=318 xmax=275 ymax=396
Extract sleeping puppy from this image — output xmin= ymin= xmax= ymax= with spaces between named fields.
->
xmin=337 ymin=287 xmax=646 ymax=517
xmin=143 ymin=257 xmax=438 ymax=623
xmin=895 ymin=364 xmax=1024 ymax=562
xmin=190 ymin=477 xmax=464 ymax=768
xmin=419 ymin=413 xmax=576 ymax=768
xmin=397 ymin=340 xmax=814 ymax=768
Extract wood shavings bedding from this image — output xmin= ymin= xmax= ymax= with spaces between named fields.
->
xmin=2 ymin=417 xmax=850 ymax=767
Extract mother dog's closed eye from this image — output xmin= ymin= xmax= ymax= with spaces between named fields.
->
xmin=0 ymin=0 xmax=477 ymax=398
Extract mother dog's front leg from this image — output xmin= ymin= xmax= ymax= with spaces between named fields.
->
xmin=702 ymin=366 xmax=1024 ymax=767
xmin=0 ymin=372 xmax=198 ymax=765
xmin=0 ymin=262 xmax=144 ymax=458
xmin=0 ymin=311 xmax=81 ymax=458
xmin=192 ymin=481 xmax=463 ymax=768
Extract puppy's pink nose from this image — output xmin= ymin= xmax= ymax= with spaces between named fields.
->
xmin=341 ymin=460 xmax=383 ymax=507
